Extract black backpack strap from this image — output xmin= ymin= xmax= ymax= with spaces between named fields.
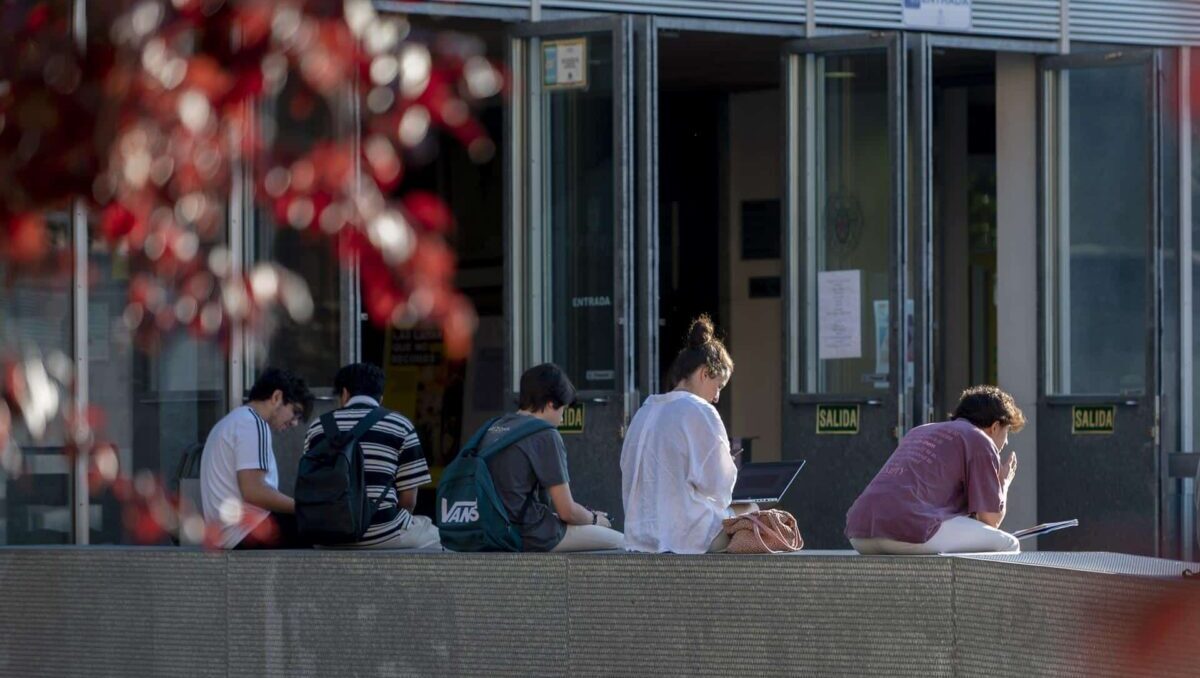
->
xmin=349 ymin=407 xmax=394 ymax=521
xmin=348 ymin=406 xmax=390 ymax=442
xmin=318 ymin=411 xmax=340 ymax=446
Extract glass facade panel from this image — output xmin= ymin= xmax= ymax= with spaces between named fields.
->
xmin=806 ymin=51 xmax=892 ymax=394
xmin=542 ymin=35 xmax=617 ymax=392
xmin=88 ymin=225 xmax=227 ymax=543
xmin=1050 ymin=64 xmax=1150 ymax=395
xmin=253 ymin=78 xmax=343 ymax=389
xmin=1192 ymin=52 xmax=1200 ymax=452
xmin=0 ymin=213 xmax=73 ymax=544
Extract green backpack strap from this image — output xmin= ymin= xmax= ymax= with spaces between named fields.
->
xmin=476 ymin=418 xmax=555 ymax=461
xmin=459 ymin=416 xmax=503 ymax=459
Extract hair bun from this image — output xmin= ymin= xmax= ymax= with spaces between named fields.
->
xmin=686 ymin=314 xmax=716 ymax=348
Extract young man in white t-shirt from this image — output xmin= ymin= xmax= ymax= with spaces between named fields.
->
xmin=200 ymin=368 xmax=314 ymax=549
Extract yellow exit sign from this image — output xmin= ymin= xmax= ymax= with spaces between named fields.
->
xmin=817 ymin=404 xmax=860 ymax=435
xmin=1072 ymin=405 xmax=1115 ymax=435
xmin=559 ymin=402 xmax=584 ymax=434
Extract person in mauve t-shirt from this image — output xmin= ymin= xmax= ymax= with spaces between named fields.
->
xmin=845 ymin=385 xmax=1023 ymax=555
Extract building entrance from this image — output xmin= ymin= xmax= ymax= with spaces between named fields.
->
xmin=655 ymin=30 xmax=785 ymax=465
xmin=927 ymin=47 xmax=1041 ymax=536
xmin=931 ymin=49 xmax=999 ymax=419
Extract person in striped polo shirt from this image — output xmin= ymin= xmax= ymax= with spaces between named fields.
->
xmin=302 ymin=362 xmax=441 ymax=549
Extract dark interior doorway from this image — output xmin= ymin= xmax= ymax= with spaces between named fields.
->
xmin=656 ymin=30 xmax=783 ymax=458
xmin=932 ymin=48 xmax=998 ymax=418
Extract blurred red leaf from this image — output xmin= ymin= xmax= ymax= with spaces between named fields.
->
xmin=402 ymin=191 xmax=454 ymax=234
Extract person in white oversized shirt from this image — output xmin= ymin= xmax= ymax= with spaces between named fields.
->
xmin=622 ymin=315 xmax=754 ymax=554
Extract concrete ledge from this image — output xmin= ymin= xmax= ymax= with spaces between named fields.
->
xmin=0 ymin=548 xmax=1196 ymax=677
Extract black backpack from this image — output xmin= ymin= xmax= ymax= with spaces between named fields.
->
xmin=295 ymin=407 xmax=390 ymax=545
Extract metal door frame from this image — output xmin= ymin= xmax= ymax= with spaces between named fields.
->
xmin=1037 ymin=46 xmax=1163 ymax=553
xmin=506 ymin=16 xmax=636 ymax=417
xmin=1039 ymin=48 xmax=1160 ymax=404
xmin=909 ymin=33 xmax=1058 ymax=428
xmin=783 ymin=32 xmax=908 ymax=429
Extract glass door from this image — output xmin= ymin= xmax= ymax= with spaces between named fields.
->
xmin=782 ymin=33 xmax=908 ymax=548
xmin=507 ymin=17 xmax=635 ymax=525
xmin=1038 ymin=49 xmax=1161 ymax=555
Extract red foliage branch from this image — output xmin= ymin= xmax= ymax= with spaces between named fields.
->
xmin=0 ymin=0 xmax=502 ymax=543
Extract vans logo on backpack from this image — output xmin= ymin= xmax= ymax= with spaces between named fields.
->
xmin=441 ymin=498 xmax=479 ymax=524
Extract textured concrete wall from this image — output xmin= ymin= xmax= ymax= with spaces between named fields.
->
xmin=568 ymin=555 xmax=954 ymax=677
xmin=0 ymin=548 xmax=226 ymax=678
xmin=0 ymin=548 xmax=1196 ymax=678
xmin=228 ymin=552 xmax=567 ymax=677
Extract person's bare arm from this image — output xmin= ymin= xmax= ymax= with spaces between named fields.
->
xmin=975 ymin=510 xmax=1005 ymax=528
xmin=546 ymin=483 xmax=610 ymax=527
xmin=975 ymin=452 xmax=1018 ymax=528
xmin=396 ymin=488 xmax=418 ymax=512
xmin=236 ymin=469 xmax=295 ymax=514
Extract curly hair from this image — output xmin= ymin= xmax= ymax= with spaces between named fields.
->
xmin=950 ymin=385 xmax=1026 ymax=432
xmin=247 ymin=367 xmax=314 ymax=421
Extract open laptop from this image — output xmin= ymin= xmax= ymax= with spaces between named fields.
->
xmin=731 ymin=460 xmax=807 ymax=504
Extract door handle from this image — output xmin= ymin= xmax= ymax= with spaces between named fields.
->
xmin=588 ymin=397 xmax=611 ymax=405
xmin=865 ymin=399 xmax=883 ymax=406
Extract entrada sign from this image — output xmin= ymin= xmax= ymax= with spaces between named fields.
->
xmin=1072 ymin=405 xmax=1115 ymax=435
xmin=559 ymin=402 xmax=585 ymax=434
xmin=817 ymin=404 xmax=860 ymax=435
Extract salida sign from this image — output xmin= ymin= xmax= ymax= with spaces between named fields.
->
xmin=817 ymin=404 xmax=860 ymax=435
xmin=1072 ymin=405 xmax=1115 ymax=435
xmin=559 ymin=402 xmax=585 ymax=434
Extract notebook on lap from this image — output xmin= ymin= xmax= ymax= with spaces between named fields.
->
xmin=731 ymin=460 xmax=806 ymax=504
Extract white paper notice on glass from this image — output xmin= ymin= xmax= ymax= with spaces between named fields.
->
xmin=818 ymin=270 xmax=862 ymax=360
xmin=873 ymin=300 xmax=889 ymax=374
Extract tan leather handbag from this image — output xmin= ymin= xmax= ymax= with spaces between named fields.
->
xmin=721 ymin=509 xmax=804 ymax=554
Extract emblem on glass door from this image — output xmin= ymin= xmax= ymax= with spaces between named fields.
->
xmin=826 ymin=193 xmax=863 ymax=254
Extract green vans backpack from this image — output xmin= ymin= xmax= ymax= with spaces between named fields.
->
xmin=437 ymin=416 xmax=555 ymax=552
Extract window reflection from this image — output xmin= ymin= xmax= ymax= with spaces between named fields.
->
xmin=807 ymin=51 xmax=892 ymax=395
xmin=253 ymin=77 xmax=343 ymax=389
xmin=0 ymin=213 xmax=73 ymax=544
xmin=87 ymin=225 xmax=227 ymax=543
xmin=544 ymin=35 xmax=617 ymax=391
xmin=1050 ymin=64 xmax=1149 ymax=395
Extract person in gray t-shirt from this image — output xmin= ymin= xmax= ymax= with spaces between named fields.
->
xmin=477 ymin=363 xmax=624 ymax=552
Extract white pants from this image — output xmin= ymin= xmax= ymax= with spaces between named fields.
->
xmin=850 ymin=515 xmax=1019 ymax=555
xmin=347 ymin=515 xmax=443 ymax=550
xmin=551 ymin=524 xmax=625 ymax=552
